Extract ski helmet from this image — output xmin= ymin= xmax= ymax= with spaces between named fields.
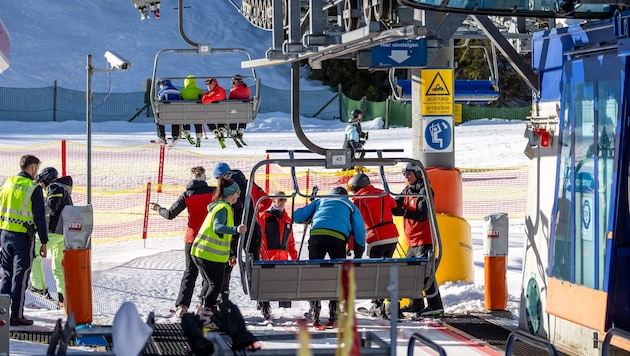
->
xmin=349 ymin=109 xmax=362 ymax=124
xmin=36 ymin=167 xmax=58 ymax=186
xmin=402 ymin=163 xmax=422 ymax=179
xmin=205 ymin=77 xmax=217 ymax=86
xmin=348 ymin=173 xmax=370 ymax=193
xmin=231 ymin=74 xmax=244 ymax=85
xmin=330 ymin=186 xmax=348 ymax=195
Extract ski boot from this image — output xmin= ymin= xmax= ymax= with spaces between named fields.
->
xmin=308 ymin=301 xmax=321 ymax=325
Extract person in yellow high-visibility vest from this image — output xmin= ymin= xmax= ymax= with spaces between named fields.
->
xmin=191 ymin=176 xmax=245 ymax=319
xmin=0 ymin=154 xmax=49 ymax=326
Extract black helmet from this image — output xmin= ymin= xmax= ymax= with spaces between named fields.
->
xmin=36 ymin=167 xmax=58 ymax=186
xmin=330 ymin=186 xmax=348 ymax=195
xmin=231 ymin=74 xmax=244 ymax=85
xmin=157 ymin=78 xmax=168 ymax=86
xmin=348 ymin=173 xmax=370 ymax=193
xmin=349 ymin=109 xmax=362 ymax=124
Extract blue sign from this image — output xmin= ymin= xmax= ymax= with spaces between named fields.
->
xmin=423 ymin=117 xmax=453 ymax=152
xmin=582 ymin=199 xmax=591 ymax=230
xmin=371 ymin=39 xmax=427 ymax=67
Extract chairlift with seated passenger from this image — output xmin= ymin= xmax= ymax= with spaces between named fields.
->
xmin=235 ymin=150 xmax=442 ymax=329
xmin=149 ymin=46 xmax=261 ymax=148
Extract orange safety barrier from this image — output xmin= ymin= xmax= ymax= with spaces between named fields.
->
xmin=484 ymin=255 xmax=507 ymax=310
xmin=427 ymin=167 xmax=463 ymax=218
xmin=63 ymin=249 xmax=93 ymax=324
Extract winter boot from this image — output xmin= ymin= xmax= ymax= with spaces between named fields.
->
xmin=309 ymin=301 xmax=321 ymax=324
xmin=328 ymin=301 xmax=338 ymax=322
xmin=28 ymin=286 xmax=52 ymax=300
xmin=369 ymin=299 xmax=384 ymax=318
xmin=174 ymin=305 xmax=188 ymax=318
xmin=57 ymin=293 xmax=64 ymax=304
xmin=400 ymin=299 xmax=425 ymax=313
xmin=259 ymin=302 xmax=271 ymax=320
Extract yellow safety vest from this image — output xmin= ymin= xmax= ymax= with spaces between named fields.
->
xmin=191 ymin=201 xmax=234 ymax=263
xmin=0 ymin=176 xmax=37 ymax=233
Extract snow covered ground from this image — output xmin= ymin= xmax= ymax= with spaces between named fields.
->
xmin=4 ymin=115 xmax=529 ymax=354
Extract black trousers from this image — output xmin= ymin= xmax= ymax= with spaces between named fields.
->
xmin=407 ymin=244 xmax=443 ymax=310
xmin=192 ymin=256 xmax=227 ymax=308
xmin=308 ymin=235 xmax=347 ymax=321
xmin=367 ymin=242 xmax=396 ymax=258
xmin=156 ymin=124 xmax=181 ymax=140
xmin=175 ymin=242 xmax=199 ymax=308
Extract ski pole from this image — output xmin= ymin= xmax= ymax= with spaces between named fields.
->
xmin=297 ymin=185 xmax=318 ymax=260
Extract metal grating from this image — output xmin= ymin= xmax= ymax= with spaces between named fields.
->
xmin=441 ymin=315 xmax=570 ymax=356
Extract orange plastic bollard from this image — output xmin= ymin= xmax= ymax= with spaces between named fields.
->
xmin=63 ymin=249 xmax=93 ymax=324
xmin=484 ymin=255 xmax=508 ymax=310
xmin=427 ymin=167 xmax=463 ymax=218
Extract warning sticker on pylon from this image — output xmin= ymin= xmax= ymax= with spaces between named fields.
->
xmin=421 ymin=69 xmax=453 ymax=115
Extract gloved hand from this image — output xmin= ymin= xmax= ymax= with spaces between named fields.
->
xmin=353 ymin=244 xmax=365 ymax=258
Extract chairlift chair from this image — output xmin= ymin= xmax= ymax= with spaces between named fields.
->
xmin=389 ymin=39 xmax=500 ymax=103
xmin=149 ymin=47 xmax=261 ymax=147
xmin=236 ymin=152 xmax=443 ymax=312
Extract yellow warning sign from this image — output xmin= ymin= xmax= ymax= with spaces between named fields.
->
xmin=421 ymin=69 xmax=453 ymax=116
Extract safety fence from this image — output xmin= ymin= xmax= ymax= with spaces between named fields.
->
xmin=0 ymin=84 xmax=530 ymax=125
xmin=0 ymin=142 xmax=527 ymax=242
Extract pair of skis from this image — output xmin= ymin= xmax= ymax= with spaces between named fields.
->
xmin=212 ymin=128 xmax=247 ymax=149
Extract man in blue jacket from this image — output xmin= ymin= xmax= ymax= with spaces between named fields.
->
xmin=293 ymin=186 xmax=366 ymax=328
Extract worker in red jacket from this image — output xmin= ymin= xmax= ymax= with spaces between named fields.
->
xmin=256 ymin=191 xmax=298 ymax=320
xmin=348 ymin=172 xmax=399 ymax=318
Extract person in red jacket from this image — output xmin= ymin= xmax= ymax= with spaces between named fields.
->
xmin=150 ymin=166 xmax=215 ymax=318
xmin=392 ymin=163 xmax=444 ymax=319
xmin=201 ymin=77 xmax=226 ymax=104
xmin=257 ymin=191 xmax=298 ymax=320
xmin=228 ymin=75 xmax=251 ymax=100
xmin=348 ymin=173 xmax=399 ymax=318
xmin=202 ymin=77 xmax=228 ymax=138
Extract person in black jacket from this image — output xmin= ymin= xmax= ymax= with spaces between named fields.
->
xmin=29 ymin=167 xmax=73 ymax=306
xmin=150 ymin=166 xmax=215 ymax=317
xmin=392 ymin=163 xmax=444 ymax=319
xmin=28 ymin=167 xmax=73 ymax=304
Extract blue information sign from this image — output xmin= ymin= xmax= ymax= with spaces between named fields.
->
xmin=371 ymin=39 xmax=427 ymax=67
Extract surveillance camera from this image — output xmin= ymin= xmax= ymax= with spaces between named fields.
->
xmin=104 ymin=51 xmax=131 ymax=71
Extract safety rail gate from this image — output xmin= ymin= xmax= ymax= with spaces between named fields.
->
xmin=248 ymin=257 xmax=427 ymax=301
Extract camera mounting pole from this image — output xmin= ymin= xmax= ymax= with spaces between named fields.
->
xmin=85 ymin=53 xmax=130 ymax=204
